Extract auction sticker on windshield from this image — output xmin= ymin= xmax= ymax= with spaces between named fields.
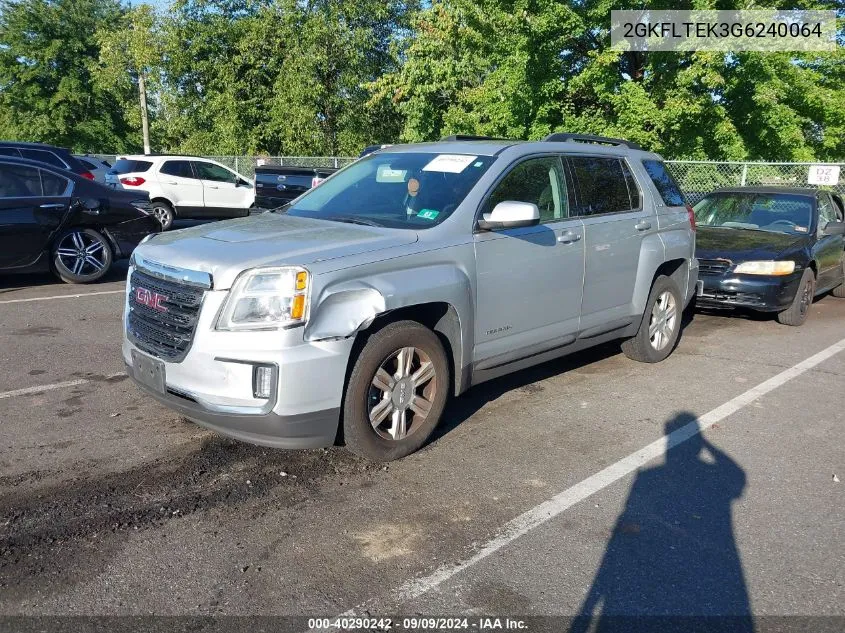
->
xmin=423 ymin=154 xmax=478 ymax=173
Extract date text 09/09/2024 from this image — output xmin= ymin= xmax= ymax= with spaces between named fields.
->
xmin=307 ymin=617 xmax=528 ymax=630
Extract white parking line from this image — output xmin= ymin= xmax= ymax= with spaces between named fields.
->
xmin=0 ymin=289 xmax=124 ymax=305
xmin=0 ymin=372 xmax=126 ymax=400
xmin=333 ymin=335 xmax=845 ymax=619
xmin=0 ymin=379 xmax=89 ymax=400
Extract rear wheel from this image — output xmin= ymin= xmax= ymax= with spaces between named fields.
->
xmin=777 ymin=268 xmax=815 ymax=326
xmin=622 ymin=275 xmax=682 ymax=363
xmin=150 ymin=201 xmax=174 ymax=230
xmin=343 ymin=320 xmax=449 ymax=462
xmin=52 ymin=228 xmax=113 ymax=284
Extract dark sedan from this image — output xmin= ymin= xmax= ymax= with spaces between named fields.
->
xmin=0 ymin=155 xmax=160 ymax=283
xmin=694 ymin=187 xmax=845 ymax=326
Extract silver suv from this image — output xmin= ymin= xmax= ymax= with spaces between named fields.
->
xmin=123 ymin=134 xmax=698 ymax=461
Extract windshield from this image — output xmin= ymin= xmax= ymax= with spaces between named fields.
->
xmin=285 ymin=152 xmax=495 ymax=229
xmin=694 ymin=193 xmax=814 ymax=235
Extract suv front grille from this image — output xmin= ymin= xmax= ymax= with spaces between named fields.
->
xmin=127 ymin=270 xmax=205 ymax=362
xmin=698 ymin=259 xmax=732 ymax=275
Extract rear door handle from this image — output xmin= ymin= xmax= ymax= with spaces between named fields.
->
xmin=164 ymin=180 xmax=178 ymax=185
xmin=557 ymin=231 xmax=582 ymax=244
xmin=39 ymin=203 xmax=66 ymax=209
xmin=635 ymin=221 xmax=652 ymax=231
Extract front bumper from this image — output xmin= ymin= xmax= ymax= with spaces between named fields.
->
xmin=123 ymin=278 xmax=353 ymax=449
xmin=697 ymin=271 xmax=803 ymax=311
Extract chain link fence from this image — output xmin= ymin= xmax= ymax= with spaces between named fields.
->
xmin=666 ymin=161 xmax=845 ymax=204
xmin=90 ymin=154 xmax=845 ymax=201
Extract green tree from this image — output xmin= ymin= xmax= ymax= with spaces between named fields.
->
xmin=0 ymin=0 xmax=131 ymax=151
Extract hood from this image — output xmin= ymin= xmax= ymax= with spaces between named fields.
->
xmin=134 ymin=213 xmax=419 ymax=289
xmin=695 ymin=226 xmax=806 ymax=263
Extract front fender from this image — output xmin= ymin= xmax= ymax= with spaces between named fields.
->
xmin=304 ymin=264 xmax=475 ymax=394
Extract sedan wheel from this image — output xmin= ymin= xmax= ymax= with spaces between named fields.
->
xmin=52 ymin=228 xmax=113 ymax=284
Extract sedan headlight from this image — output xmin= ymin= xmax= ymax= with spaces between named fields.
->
xmin=216 ymin=266 xmax=309 ymax=331
xmin=734 ymin=261 xmax=796 ymax=276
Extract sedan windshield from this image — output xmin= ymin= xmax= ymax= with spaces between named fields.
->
xmin=285 ymin=152 xmax=495 ymax=229
xmin=694 ymin=193 xmax=813 ymax=235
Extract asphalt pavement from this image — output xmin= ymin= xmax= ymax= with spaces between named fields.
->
xmin=0 ymin=264 xmax=842 ymax=628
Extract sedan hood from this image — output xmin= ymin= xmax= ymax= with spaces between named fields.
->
xmin=695 ymin=226 xmax=805 ymax=262
xmin=134 ymin=213 xmax=419 ymax=289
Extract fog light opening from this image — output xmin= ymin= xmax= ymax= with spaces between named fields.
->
xmin=253 ymin=365 xmax=276 ymax=399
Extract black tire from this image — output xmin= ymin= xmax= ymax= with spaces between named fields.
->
xmin=343 ymin=320 xmax=450 ymax=462
xmin=622 ymin=275 xmax=683 ymax=363
xmin=52 ymin=228 xmax=113 ymax=284
xmin=777 ymin=268 xmax=815 ymax=326
xmin=150 ymin=200 xmax=175 ymax=230
xmin=831 ymin=262 xmax=845 ymax=298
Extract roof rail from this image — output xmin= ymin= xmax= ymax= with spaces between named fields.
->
xmin=543 ymin=133 xmax=642 ymax=150
xmin=440 ymin=134 xmax=511 ymax=142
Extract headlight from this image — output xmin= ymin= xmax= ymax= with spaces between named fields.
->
xmin=216 ymin=266 xmax=309 ymax=331
xmin=734 ymin=261 xmax=796 ymax=276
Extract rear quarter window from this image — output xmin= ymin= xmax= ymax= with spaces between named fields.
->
xmin=641 ymin=159 xmax=687 ymax=207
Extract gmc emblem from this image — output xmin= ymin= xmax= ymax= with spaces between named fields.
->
xmin=135 ymin=286 xmax=168 ymax=312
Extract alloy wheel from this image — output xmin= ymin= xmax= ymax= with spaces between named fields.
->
xmin=648 ymin=290 xmax=677 ymax=351
xmin=56 ymin=231 xmax=108 ymax=278
xmin=798 ymin=280 xmax=812 ymax=316
xmin=367 ymin=346 xmax=437 ymax=441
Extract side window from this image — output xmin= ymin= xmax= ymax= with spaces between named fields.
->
xmin=160 ymin=160 xmax=194 ymax=179
xmin=0 ymin=164 xmax=42 ymax=196
xmin=641 ymin=159 xmax=686 ymax=207
xmin=832 ymin=195 xmax=845 ymax=221
xmin=485 ymin=157 xmax=567 ymax=223
xmin=818 ymin=195 xmax=837 ymax=228
xmin=193 ymin=161 xmax=235 ymax=183
xmin=568 ymin=156 xmax=636 ymax=216
xmin=0 ymin=147 xmax=22 ymax=157
xmin=19 ymin=149 xmax=67 ymax=168
xmin=40 ymin=170 xmax=70 ymax=196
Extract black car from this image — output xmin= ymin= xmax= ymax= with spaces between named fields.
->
xmin=253 ymin=165 xmax=337 ymax=209
xmin=0 ymin=155 xmax=160 ymax=283
xmin=694 ymin=187 xmax=845 ymax=326
xmin=0 ymin=141 xmax=96 ymax=180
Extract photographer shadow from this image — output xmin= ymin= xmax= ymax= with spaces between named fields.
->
xmin=570 ymin=413 xmax=753 ymax=633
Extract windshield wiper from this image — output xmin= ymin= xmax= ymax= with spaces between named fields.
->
xmin=329 ymin=216 xmax=384 ymax=227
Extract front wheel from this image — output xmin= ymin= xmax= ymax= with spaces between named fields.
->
xmin=622 ymin=275 xmax=683 ymax=363
xmin=831 ymin=261 xmax=845 ymax=298
xmin=777 ymin=268 xmax=815 ymax=326
xmin=52 ymin=228 xmax=113 ymax=284
xmin=343 ymin=320 xmax=450 ymax=462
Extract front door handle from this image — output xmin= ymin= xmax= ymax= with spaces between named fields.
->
xmin=557 ymin=231 xmax=582 ymax=244
xmin=635 ymin=220 xmax=652 ymax=231
xmin=39 ymin=203 xmax=66 ymax=209
xmin=207 ymin=184 xmax=219 ymax=189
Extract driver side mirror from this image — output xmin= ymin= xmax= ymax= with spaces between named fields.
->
xmin=477 ymin=201 xmax=540 ymax=231
xmin=823 ymin=221 xmax=845 ymax=236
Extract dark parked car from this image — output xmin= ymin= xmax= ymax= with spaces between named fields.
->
xmin=0 ymin=141 xmax=96 ymax=180
xmin=694 ymin=187 xmax=845 ymax=325
xmin=253 ymin=165 xmax=337 ymax=209
xmin=0 ymin=155 xmax=160 ymax=283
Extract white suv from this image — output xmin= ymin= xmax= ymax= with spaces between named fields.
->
xmin=106 ymin=155 xmax=255 ymax=229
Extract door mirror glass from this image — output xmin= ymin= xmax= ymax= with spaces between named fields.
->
xmin=822 ymin=220 xmax=845 ymax=236
xmin=478 ymin=201 xmax=540 ymax=230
